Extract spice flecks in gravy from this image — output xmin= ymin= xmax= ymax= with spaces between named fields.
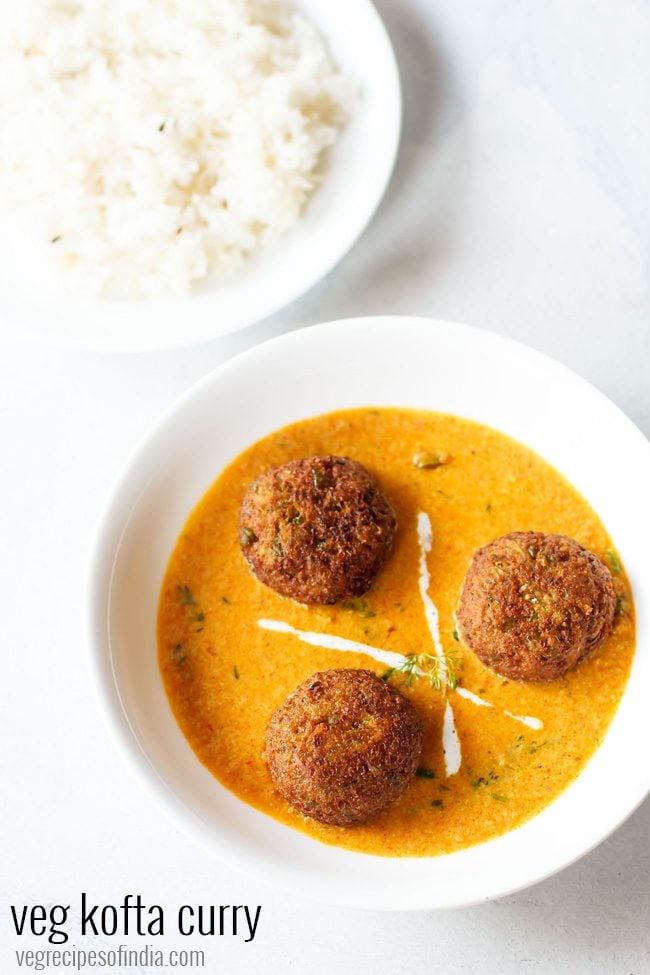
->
xmin=158 ymin=408 xmax=634 ymax=857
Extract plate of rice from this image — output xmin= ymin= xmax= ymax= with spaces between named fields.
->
xmin=0 ymin=0 xmax=400 ymax=351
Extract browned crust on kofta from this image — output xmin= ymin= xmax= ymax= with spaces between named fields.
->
xmin=456 ymin=531 xmax=617 ymax=682
xmin=239 ymin=455 xmax=396 ymax=604
xmin=264 ymin=669 xmax=424 ymax=826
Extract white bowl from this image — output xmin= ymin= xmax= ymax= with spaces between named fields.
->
xmin=86 ymin=317 xmax=650 ymax=909
xmin=0 ymin=1 xmax=400 ymax=352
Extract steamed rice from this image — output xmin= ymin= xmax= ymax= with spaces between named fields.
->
xmin=0 ymin=0 xmax=352 ymax=296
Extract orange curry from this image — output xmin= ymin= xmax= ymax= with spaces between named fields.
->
xmin=158 ymin=408 xmax=634 ymax=857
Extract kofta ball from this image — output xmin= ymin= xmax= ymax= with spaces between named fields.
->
xmin=456 ymin=531 xmax=617 ymax=682
xmin=264 ymin=669 xmax=424 ymax=826
xmin=239 ymin=455 xmax=396 ymax=604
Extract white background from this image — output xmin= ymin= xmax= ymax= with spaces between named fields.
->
xmin=1 ymin=0 xmax=649 ymax=972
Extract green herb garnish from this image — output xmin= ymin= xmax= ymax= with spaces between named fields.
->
xmin=415 ymin=767 xmax=435 ymax=779
xmin=431 ymin=799 xmax=443 ymax=808
xmin=382 ymin=650 xmax=462 ymax=692
xmin=177 ymin=585 xmax=194 ymax=606
xmin=490 ymin=793 xmax=509 ymax=803
xmin=233 ymin=665 xmax=240 ymax=680
xmin=528 ymin=740 xmax=543 ymax=754
xmin=179 ymin=584 xmax=206 ymax=626
xmin=607 ymin=550 xmax=622 ymax=574
xmin=342 ymin=599 xmax=376 ymax=618
xmin=471 ymin=771 xmax=499 ymax=789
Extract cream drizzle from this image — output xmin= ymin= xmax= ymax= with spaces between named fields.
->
xmin=504 ymin=711 xmax=543 ymax=731
xmin=455 ymin=686 xmax=544 ymax=730
xmin=258 ymin=617 xmax=543 ymax=736
xmin=442 ymin=700 xmax=462 ymax=775
xmin=455 ymin=686 xmax=492 ymax=708
xmin=416 ymin=511 xmax=446 ymax=682
xmin=257 ymin=619 xmax=405 ymax=670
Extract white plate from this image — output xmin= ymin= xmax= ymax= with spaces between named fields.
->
xmin=86 ymin=317 xmax=650 ymax=910
xmin=0 ymin=1 xmax=400 ymax=352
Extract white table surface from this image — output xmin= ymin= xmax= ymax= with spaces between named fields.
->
xmin=2 ymin=0 xmax=649 ymax=972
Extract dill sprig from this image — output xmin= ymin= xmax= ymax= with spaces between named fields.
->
xmin=382 ymin=650 xmax=462 ymax=692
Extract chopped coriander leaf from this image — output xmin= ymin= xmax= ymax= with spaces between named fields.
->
xmin=528 ymin=740 xmax=551 ymax=755
xmin=607 ymin=551 xmax=622 ymax=574
xmin=341 ymin=599 xmax=376 ymax=618
xmin=415 ymin=767 xmax=435 ymax=779
xmin=233 ymin=665 xmax=240 ymax=680
xmin=490 ymin=792 xmax=509 ymax=802
xmin=431 ymin=799 xmax=443 ymax=808
xmin=177 ymin=585 xmax=194 ymax=605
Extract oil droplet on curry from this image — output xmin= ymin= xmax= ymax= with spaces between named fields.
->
xmin=157 ymin=408 xmax=634 ymax=857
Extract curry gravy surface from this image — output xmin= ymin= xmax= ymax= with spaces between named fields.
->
xmin=158 ymin=409 xmax=634 ymax=857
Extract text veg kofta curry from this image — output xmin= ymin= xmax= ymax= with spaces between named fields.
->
xmin=158 ymin=407 xmax=634 ymax=858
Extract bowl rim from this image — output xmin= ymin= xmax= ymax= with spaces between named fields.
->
xmin=85 ymin=315 xmax=650 ymax=910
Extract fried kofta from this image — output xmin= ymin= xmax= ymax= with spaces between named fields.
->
xmin=456 ymin=531 xmax=617 ymax=682
xmin=239 ymin=455 xmax=396 ymax=604
xmin=264 ymin=669 xmax=423 ymax=826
